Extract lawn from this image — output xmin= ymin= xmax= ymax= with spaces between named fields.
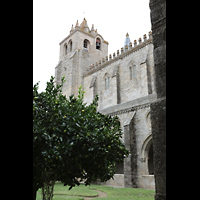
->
xmin=36 ymin=182 xmax=155 ymax=200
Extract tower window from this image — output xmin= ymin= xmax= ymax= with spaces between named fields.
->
xmin=83 ymin=39 xmax=90 ymax=49
xmin=96 ymin=37 xmax=101 ymax=50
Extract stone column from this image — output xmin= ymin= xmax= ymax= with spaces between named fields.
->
xmin=149 ymin=0 xmax=166 ymax=200
xmin=124 ymin=124 xmax=134 ymax=188
xmin=123 ymin=113 xmax=137 ymax=188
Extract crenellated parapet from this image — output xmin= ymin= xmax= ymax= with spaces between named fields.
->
xmin=59 ymin=18 xmax=109 ymax=45
xmin=83 ymin=31 xmax=153 ymax=77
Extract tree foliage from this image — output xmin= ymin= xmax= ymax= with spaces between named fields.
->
xmin=33 ymin=76 xmax=129 ymax=199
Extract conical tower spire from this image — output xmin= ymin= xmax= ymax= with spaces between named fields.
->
xmin=80 ymin=18 xmax=90 ymax=32
xmin=124 ymin=33 xmax=131 ymax=51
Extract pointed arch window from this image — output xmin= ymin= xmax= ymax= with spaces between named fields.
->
xmin=129 ymin=61 xmax=137 ymax=80
xmin=130 ymin=66 xmax=133 ymax=80
xmin=65 ymin=45 xmax=67 ymax=54
xmin=69 ymin=40 xmax=72 ymax=52
xmin=96 ymin=37 xmax=101 ymax=50
xmin=105 ymin=74 xmax=110 ymax=90
xmin=133 ymin=64 xmax=136 ymax=79
xmin=64 ymin=44 xmax=68 ymax=55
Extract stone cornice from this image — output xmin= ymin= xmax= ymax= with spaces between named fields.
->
xmin=99 ymin=93 xmax=157 ymax=116
xmin=107 ymin=102 xmax=151 ymax=117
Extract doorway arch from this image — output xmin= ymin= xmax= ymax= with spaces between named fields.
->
xmin=140 ymin=134 xmax=154 ymax=175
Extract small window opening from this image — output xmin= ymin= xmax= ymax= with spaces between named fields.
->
xmin=105 ymin=76 xmax=110 ymax=90
xmin=84 ymin=41 xmax=87 ymax=48
xmin=130 ymin=67 xmax=133 ymax=80
xmin=133 ymin=64 xmax=136 ymax=79
xmin=96 ymin=38 xmax=101 ymax=50
xmin=65 ymin=45 xmax=67 ymax=54
xmin=83 ymin=39 xmax=89 ymax=49
xmin=129 ymin=63 xmax=136 ymax=80
xmin=69 ymin=40 xmax=72 ymax=52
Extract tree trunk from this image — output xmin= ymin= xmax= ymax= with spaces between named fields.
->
xmin=42 ymin=181 xmax=55 ymax=200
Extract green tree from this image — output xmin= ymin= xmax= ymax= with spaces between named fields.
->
xmin=33 ymin=76 xmax=129 ymax=200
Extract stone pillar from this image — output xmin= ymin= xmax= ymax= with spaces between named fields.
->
xmin=124 ymin=124 xmax=134 ymax=188
xmin=149 ymin=0 xmax=166 ymax=200
xmin=123 ymin=113 xmax=137 ymax=188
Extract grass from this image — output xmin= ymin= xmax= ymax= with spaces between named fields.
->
xmin=89 ymin=184 xmax=155 ymax=200
xmin=36 ymin=182 xmax=155 ymax=200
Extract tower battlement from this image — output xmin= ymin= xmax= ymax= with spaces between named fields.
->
xmin=83 ymin=31 xmax=152 ymax=77
xmin=59 ymin=18 xmax=109 ymax=45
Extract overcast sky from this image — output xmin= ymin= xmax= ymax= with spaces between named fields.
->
xmin=33 ymin=0 xmax=151 ymax=92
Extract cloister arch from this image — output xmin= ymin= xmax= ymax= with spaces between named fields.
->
xmin=140 ymin=134 xmax=154 ymax=175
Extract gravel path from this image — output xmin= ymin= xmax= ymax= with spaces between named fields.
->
xmin=84 ymin=189 xmax=108 ymax=200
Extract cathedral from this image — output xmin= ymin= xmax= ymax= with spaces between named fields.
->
xmin=55 ymin=18 xmax=156 ymax=189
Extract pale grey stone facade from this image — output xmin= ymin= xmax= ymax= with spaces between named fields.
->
xmin=55 ymin=18 xmax=157 ymax=189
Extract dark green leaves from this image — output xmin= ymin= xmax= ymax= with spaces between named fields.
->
xmin=33 ymin=76 xmax=129 ymax=192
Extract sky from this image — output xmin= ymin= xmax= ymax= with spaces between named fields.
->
xmin=33 ymin=0 xmax=151 ymax=92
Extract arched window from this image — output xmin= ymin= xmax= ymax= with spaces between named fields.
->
xmin=64 ymin=44 xmax=68 ymax=54
xmin=96 ymin=37 xmax=101 ymax=50
xmin=130 ymin=66 xmax=133 ymax=80
xmin=129 ymin=61 xmax=136 ymax=80
xmin=140 ymin=134 xmax=154 ymax=175
xmin=69 ymin=40 xmax=72 ymax=52
xmin=83 ymin=39 xmax=90 ymax=49
xmin=105 ymin=74 xmax=110 ymax=90
xmin=133 ymin=64 xmax=136 ymax=79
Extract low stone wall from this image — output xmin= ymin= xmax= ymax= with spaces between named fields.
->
xmin=141 ymin=175 xmax=155 ymax=190
xmin=94 ymin=174 xmax=124 ymax=187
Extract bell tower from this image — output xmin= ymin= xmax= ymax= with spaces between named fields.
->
xmin=55 ymin=18 xmax=109 ymax=97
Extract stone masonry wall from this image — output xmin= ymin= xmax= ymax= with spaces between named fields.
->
xmin=149 ymin=0 xmax=166 ymax=199
xmin=83 ymin=42 xmax=154 ymax=112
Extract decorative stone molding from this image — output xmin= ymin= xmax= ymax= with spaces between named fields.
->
xmin=99 ymin=94 xmax=157 ymax=117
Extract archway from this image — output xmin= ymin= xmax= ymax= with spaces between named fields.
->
xmin=148 ymin=142 xmax=154 ymax=175
xmin=139 ymin=134 xmax=155 ymax=189
xmin=140 ymin=134 xmax=154 ymax=175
